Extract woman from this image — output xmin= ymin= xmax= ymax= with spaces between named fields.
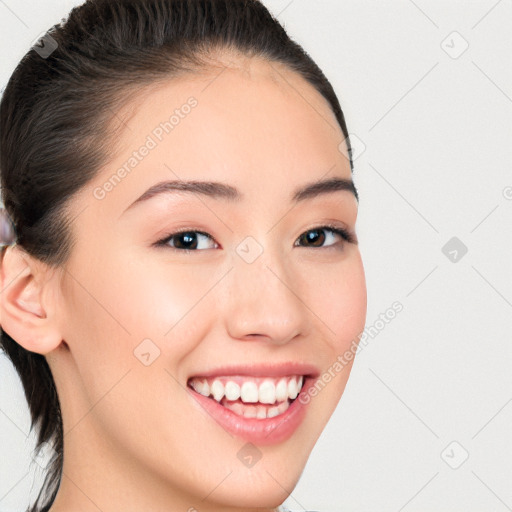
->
xmin=0 ymin=1 xmax=367 ymax=511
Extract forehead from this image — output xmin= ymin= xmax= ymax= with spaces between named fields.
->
xmin=80 ymin=55 xmax=352 ymax=216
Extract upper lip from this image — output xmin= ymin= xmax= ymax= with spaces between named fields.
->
xmin=188 ymin=362 xmax=320 ymax=380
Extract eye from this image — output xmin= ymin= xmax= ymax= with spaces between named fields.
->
xmin=155 ymin=229 xmax=218 ymax=251
xmin=154 ymin=224 xmax=356 ymax=253
xmin=294 ymin=225 xmax=356 ymax=249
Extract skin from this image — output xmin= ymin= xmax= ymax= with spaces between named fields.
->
xmin=0 ymin=53 xmax=366 ymax=511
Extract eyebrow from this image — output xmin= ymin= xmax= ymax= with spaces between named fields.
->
xmin=122 ymin=176 xmax=358 ymax=214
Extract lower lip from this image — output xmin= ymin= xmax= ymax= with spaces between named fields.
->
xmin=187 ymin=378 xmax=313 ymax=446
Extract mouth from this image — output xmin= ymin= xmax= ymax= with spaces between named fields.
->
xmin=186 ymin=364 xmax=318 ymax=445
xmin=187 ymin=374 xmax=306 ymax=420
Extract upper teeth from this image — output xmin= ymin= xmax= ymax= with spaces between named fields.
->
xmin=189 ymin=375 xmax=304 ymax=404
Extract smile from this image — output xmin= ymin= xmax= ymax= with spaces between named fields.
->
xmin=188 ymin=375 xmax=305 ymax=419
xmin=186 ymin=364 xmax=318 ymax=445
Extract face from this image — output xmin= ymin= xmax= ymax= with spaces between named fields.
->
xmin=46 ymin=55 xmax=367 ymax=510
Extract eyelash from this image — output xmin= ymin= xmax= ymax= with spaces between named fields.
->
xmin=154 ymin=224 xmax=357 ymax=253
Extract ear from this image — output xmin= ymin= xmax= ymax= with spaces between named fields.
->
xmin=0 ymin=244 xmax=63 ymax=355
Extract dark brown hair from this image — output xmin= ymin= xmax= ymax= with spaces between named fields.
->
xmin=0 ymin=1 xmax=354 ymax=510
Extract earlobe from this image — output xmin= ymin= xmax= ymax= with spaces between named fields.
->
xmin=0 ymin=245 xmax=62 ymax=355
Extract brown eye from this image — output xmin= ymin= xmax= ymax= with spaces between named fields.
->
xmin=295 ymin=226 xmax=354 ymax=249
xmin=298 ymin=228 xmax=326 ymax=247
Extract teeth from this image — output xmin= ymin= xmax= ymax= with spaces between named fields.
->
xmin=222 ymin=399 xmax=292 ymax=419
xmin=224 ymin=381 xmax=241 ymax=401
xmin=287 ymin=377 xmax=299 ymax=400
xmin=275 ymin=378 xmax=288 ymax=401
xmin=258 ymin=379 xmax=276 ymax=404
xmin=240 ymin=381 xmax=259 ymax=403
xmin=228 ymin=402 xmax=244 ymax=416
xmin=244 ymin=405 xmax=258 ymax=418
xmin=211 ymin=380 xmax=224 ymax=402
xmin=191 ymin=378 xmax=210 ymax=397
xmin=267 ymin=406 xmax=281 ymax=418
xmin=189 ymin=374 xmax=306 ymax=404
xmin=256 ymin=406 xmax=267 ymax=419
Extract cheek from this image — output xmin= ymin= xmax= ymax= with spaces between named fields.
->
xmin=78 ymin=254 xmax=218 ymax=363
xmin=297 ymin=254 xmax=366 ymax=428
xmin=304 ymin=251 xmax=367 ymax=350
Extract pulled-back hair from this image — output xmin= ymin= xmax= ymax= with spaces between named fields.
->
xmin=0 ymin=1 xmax=353 ymax=510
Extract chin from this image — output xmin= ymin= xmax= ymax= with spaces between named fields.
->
xmin=203 ymin=468 xmax=302 ymax=508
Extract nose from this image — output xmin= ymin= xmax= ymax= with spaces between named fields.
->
xmin=222 ymin=246 xmax=311 ymax=346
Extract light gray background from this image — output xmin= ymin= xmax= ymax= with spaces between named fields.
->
xmin=1 ymin=1 xmax=511 ymax=511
